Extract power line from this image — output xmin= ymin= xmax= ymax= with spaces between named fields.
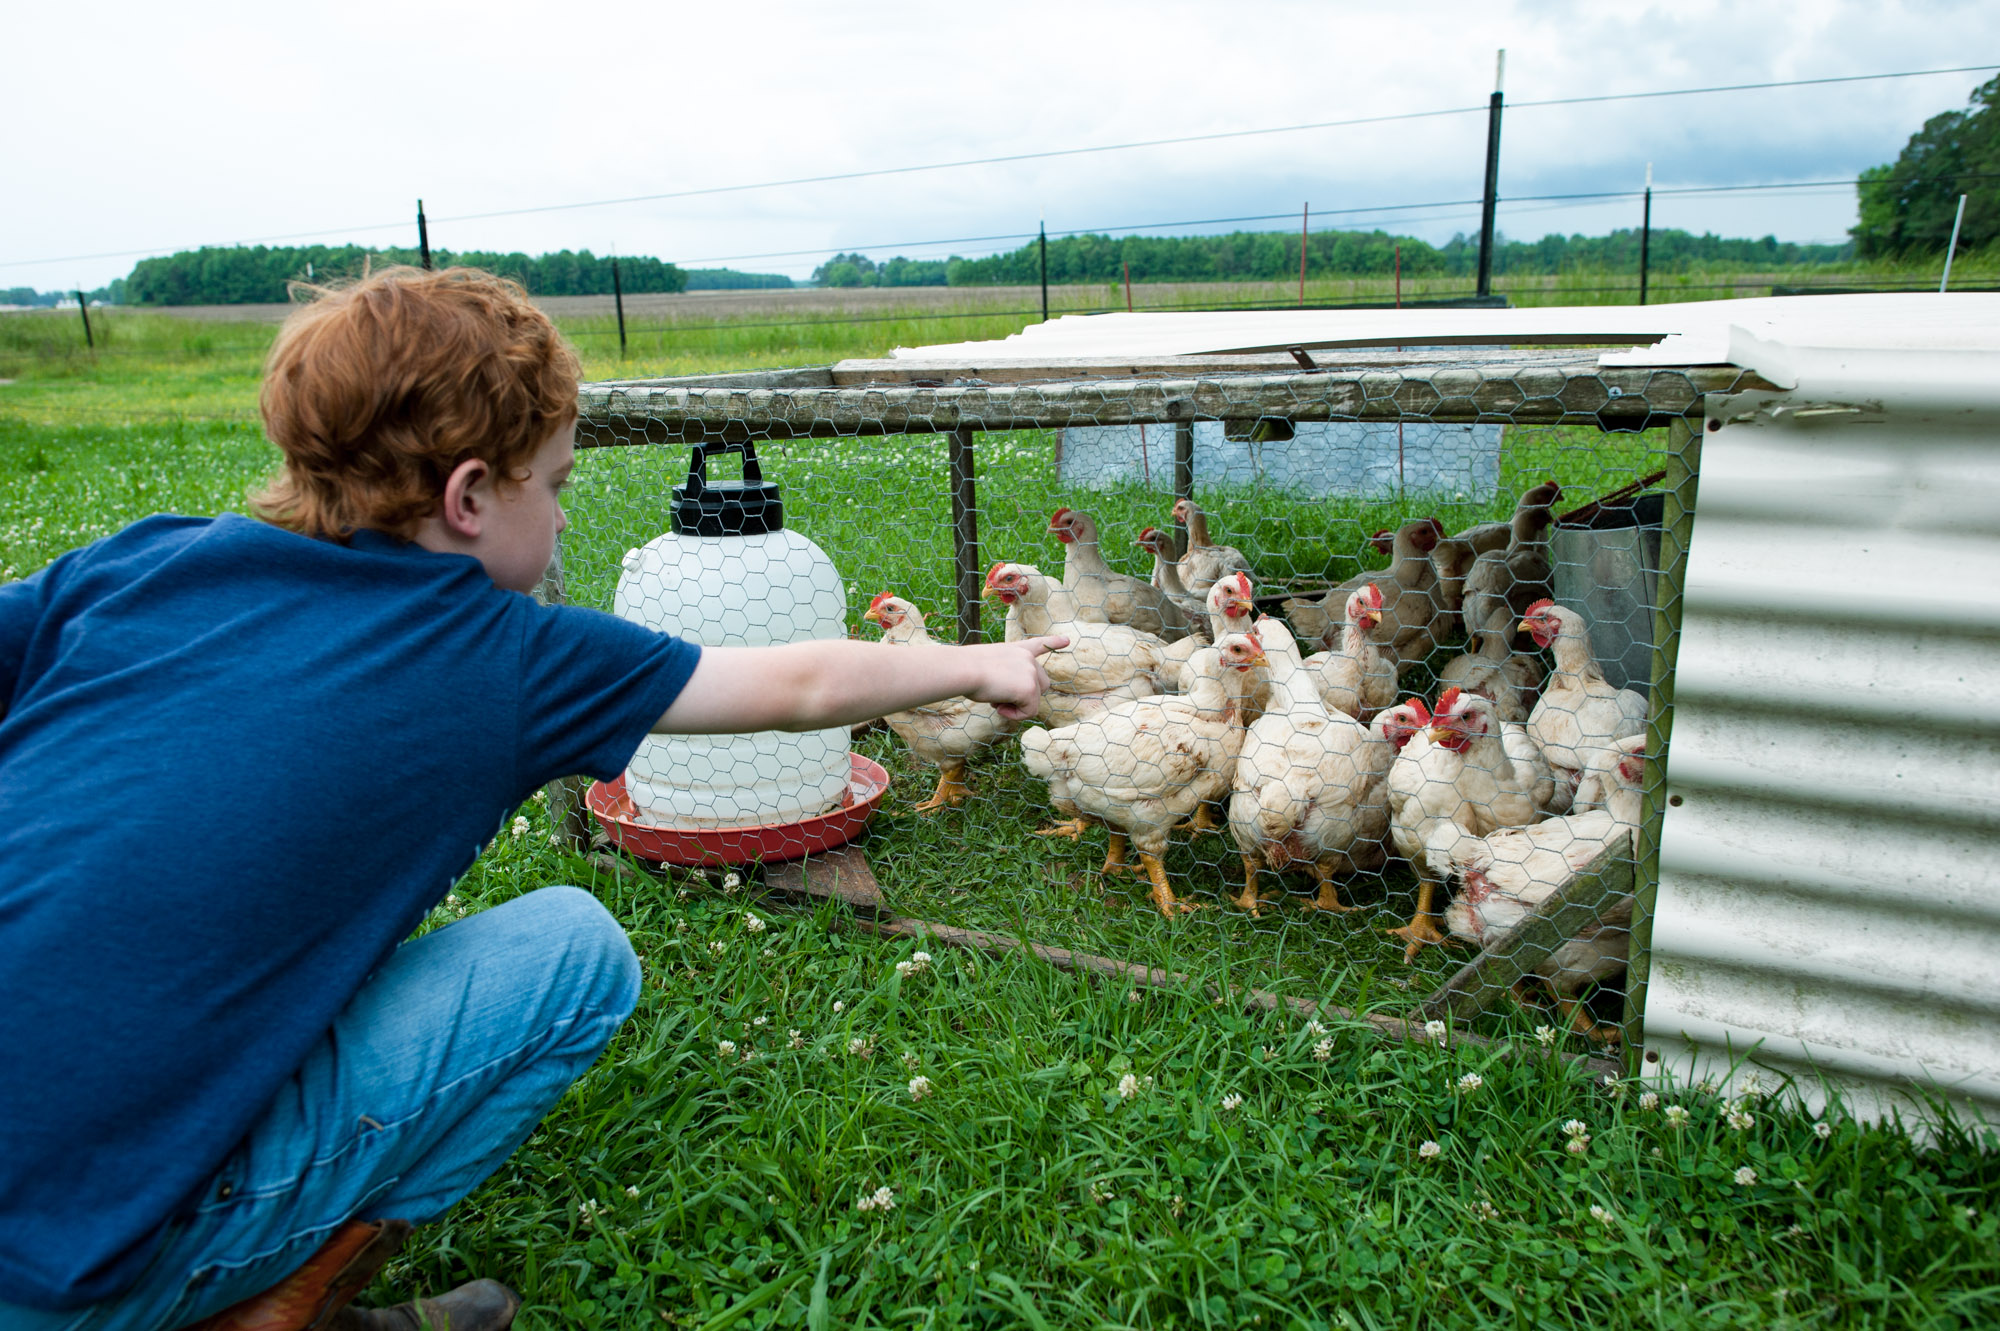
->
xmin=6 ymin=63 xmax=1993 ymax=272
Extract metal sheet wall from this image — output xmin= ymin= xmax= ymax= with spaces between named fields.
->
xmin=1644 ymin=368 xmax=2000 ymax=1131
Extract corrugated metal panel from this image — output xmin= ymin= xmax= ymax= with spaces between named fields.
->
xmin=1644 ymin=349 xmax=2000 ymax=1131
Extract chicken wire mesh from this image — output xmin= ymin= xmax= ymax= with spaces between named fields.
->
xmin=561 ymin=351 xmax=1738 ymax=1054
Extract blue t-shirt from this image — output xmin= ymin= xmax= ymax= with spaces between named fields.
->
xmin=0 ymin=513 xmax=700 ymax=1309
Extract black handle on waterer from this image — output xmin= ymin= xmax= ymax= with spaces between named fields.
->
xmin=672 ymin=438 xmax=784 ymax=537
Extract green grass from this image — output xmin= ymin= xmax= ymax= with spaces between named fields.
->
xmin=5 ymin=294 xmax=1997 ymax=1327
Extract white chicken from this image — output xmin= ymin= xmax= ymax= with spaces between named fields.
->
xmin=1386 ymin=686 xmax=1551 ymax=958
xmin=1430 ymin=481 xmax=1561 ymax=624
xmin=1169 ymin=498 xmax=1255 ymax=594
xmin=1020 ymin=633 xmax=1267 ymax=917
xmin=1521 ymin=599 xmax=1648 ymax=806
xmin=1438 ymin=735 xmax=1647 ymax=1041
xmin=863 ymin=594 xmax=1021 ymax=812
xmin=1135 ymin=526 xmax=1210 ymax=629
xmin=1283 ymin=518 xmax=1448 ymax=667
xmin=1049 ymin=507 xmax=1189 ymax=639
xmin=1435 ymin=583 xmax=1545 ymax=724
xmin=984 ymin=562 xmax=1172 ymax=727
xmin=1228 ymin=618 xmax=1395 ymax=917
xmin=1299 ymin=582 xmax=1397 ymax=721
xmin=1155 ymin=570 xmax=1260 ymax=692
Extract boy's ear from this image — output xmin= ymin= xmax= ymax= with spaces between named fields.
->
xmin=439 ymin=457 xmax=492 ymax=539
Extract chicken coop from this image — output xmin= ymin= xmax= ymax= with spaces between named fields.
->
xmin=560 ymin=294 xmax=2000 ymax=1133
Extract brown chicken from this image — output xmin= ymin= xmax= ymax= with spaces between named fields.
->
xmin=1169 ymin=498 xmax=1255 ymax=594
xmin=863 ymin=594 xmax=1020 ymax=811
xmin=1135 ymin=526 xmax=1210 ymax=629
xmin=1434 ymin=582 xmax=1545 ymax=724
xmin=1300 ymin=583 xmax=1398 ymax=721
xmin=1430 ymin=481 xmax=1561 ymax=624
xmin=1460 ymin=484 xmax=1560 ymax=624
xmin=1284 ymin=518 xmax=1448 ymax=667
xmin=1049 ymin=508 xmax=1190 ymax=639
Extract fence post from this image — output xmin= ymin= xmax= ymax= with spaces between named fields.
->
xmin=1475 ymin=50 xmax=1505 ymax=300
xmin=417 ymin=200 xmax=432 ymax=271
xmin=1172 ymin=417 xmax=1195 ymax=560
xmin=1940 ymin=193 xmax=1968 ymax=292
xmin=1298 ymin=203 xmax=1309 ymax=306
xmin=74 ymin=292 xmax=94 ymax=350
xmin=1638 ymin=164 xmax=1653 ymax=306
xmin=948 ymin=427 xmax=982 ymax=644
xmin=612 ymin=256 xmax=628 ymax=357
xmin=1039 ymin=221 xmax=1049 ymax=322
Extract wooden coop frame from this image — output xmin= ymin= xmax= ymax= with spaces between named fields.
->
xmin=569 ymin=345 xmax=1776 ymax=1069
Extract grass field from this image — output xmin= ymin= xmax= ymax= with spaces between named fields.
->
xmin=4 ymin=290 xmax=1997 ymax=1328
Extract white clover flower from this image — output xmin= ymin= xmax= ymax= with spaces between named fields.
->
xmin=833 ymin=1000 xmax=845 ymax=1014
xmin=1117 ymin=1073 xmax=1141 ymax=1100
xmin=1639 ymin=1092 xmax=1661 ymax=1111
xmin=446 ymin=893 xmax=461 ymax=906
xmin=1456 ymin=1072 xmax=1484 ymax=1093
xmin=1418 ymin=1140 xmax=1442 ymax=1160
xmin=1312 ymin=1038 xmax=1334 ymax=1063
xmin=1260 ymin=1045 xmax=1276 ymax=1060
xmin=1473 ymin=1200 xmax=1499 ymax=1221
xmin=1088 ymin=1182 xmax=1115 ymax=1204
xmin=762 ymin=946 xmax=776 ymax=959
xmin=1962 ymin=1206 xmax=1978 ymax=1223
xmin=854 ymin=1185 xmax=896 ymax=1213
xmin=1734 ymin=1166 xmax=1758 ymax=1186
xmin=1589 ymin=1204 xmax=1615 ymax=1225
xmin=1562 ymin=1119 xmax=1589 ymax=1138
xmin=788 ymin=1028 xmax=805 ymax=1050
xmin=743 ymin=912 xmax=765 ymax=934
xmin=675 ymin=921 xmax=689 ymax=934
xmin=1739 ymin=1071 xmax=1765 ymax=1099
xmin=1169 ymin=1195 xmax=1187 ymax=1218
xmin=895 ymin=961 xmax=913 ymax=978
xmin=1665 ymin=1105 xmax=1691 ymax=1127
xmin=716 ymin=1039 xmax=737 ymax=1058
xmin=1696 ymin=1077 xmax=1718 ymax=1096
xmin=706 ymin=940 xmax=726 ymax=957
xmin=846 ymin=1036 xmax=874 ymax=1059
xmin=1567 ymin=1136 xmax=1592 ymax=1156
xmin=1220 ymin=1092 xmax=1245 ymax=1112
xmin=1728 ymin=1109 xmax=1756 ymax=1132
xmin=1424 ymin=1020 xmax=1447 ymax=1043
xmin=900 ymin=1051 xmax=921 ymax=1072
xmin=911 ymin=950 xmax=932 ymax=969
xmin=1535 ymin=1025 xmax=1559 ymax=1047
xmin=908 ymin=1075 xmax=934 ymax=1101
xmin=625 ymin=1184 xmax=640 ymax=1199
xmin=1127 ymin=989 xmax=1142 ymax=1004
xmin=1305 ymin=1019 xmax=1328 ymax=1038
xmin=1814 ymin=1120 xmax=1833 ymax=1140
xmin=721 ymin=872 xmax=742 ymax=891
xmin=510 ymin=816 xmax=530 ymax=839
xmin=752 ymin=1015 xmax=769 ymax=1028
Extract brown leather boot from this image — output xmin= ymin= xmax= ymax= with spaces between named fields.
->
xmin=327 ymin=1280 xmax=521 ymax=1331
xmin=186 ymin=1219 xmax=412 ymax=1331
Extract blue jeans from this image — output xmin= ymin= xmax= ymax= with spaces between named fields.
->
xmin=1 ymin=886 xmax=639 ymax=1331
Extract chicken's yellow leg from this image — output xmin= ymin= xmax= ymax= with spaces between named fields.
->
xmin=1035 ymin=816 xmax=1091 ymax=839
xmin=1141 ymin=852 xmax=1199 ymax=918
xmin=1177 ymin=802 xmax=1223 ymax=836
xmin=1557 ymin=994 xmax=1622 ymax=1046
xmin=911 ymin=761 xmax=970 ymax=813
xmin=1233 ymin=854 xmax=1264 ymax=917
xmin=1301 ymin=860 xmax=1355 ymax=914
xmin=1388 ymin=879 xmax=1449 ymax=961
xmin=1101 ymin=832 xmax=1132 ymax=876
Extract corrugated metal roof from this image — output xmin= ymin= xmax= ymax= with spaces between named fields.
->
xmin=1644 ymin=330 xmax=2000 ymax=1133
xmin=894 ymin=293 xmax=2000 ymax=373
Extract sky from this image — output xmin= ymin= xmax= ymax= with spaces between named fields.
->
xmin=4 ymin=0 xmax=1997 ymax=291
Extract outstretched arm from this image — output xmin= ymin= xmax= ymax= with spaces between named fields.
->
xmin=654 ymin=635 xmax=1066 ymax=735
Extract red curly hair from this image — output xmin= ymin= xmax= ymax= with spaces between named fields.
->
xmin=254 ymin=266 xmax=581 ymax=541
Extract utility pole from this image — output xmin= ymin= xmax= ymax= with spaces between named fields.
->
xmin=1475 ymin=49 xmax=1505 ymax=301
xmin=1039 ymin=219 xmax=1049 ymax=322
xmin=74 ymin=290 xmax=94 ymax=350
xmin=1638 ymin=163 xmax=1653 ymax=306
xmin=417 ymin=199 xmax=432 ymax=271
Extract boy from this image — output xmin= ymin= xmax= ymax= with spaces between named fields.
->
xmin=0 ymin=267 xmax=1059 ymax=1331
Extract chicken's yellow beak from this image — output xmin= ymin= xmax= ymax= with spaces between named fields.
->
xmin=981 ymin=584 xmax=1000 ymax=598
xmin=1427 ymin=725 xmax=1451 ymax=744
xmin=1517 ymin=618 xmax=1534 ymax=635
xmin=863 ymin=607 xmax=883 ymax=624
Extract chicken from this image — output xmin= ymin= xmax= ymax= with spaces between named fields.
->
xmin=1521 ymin=599 xmax=1648 ymax=808
xmin=1435 ymin=583 xmax=1545 ymax=724
xmin=1020 ymin=633 xmax=1266 ymax=917
xmin=1169 ymin=498 xmax=1255 ymax=594
xmin=1228 ymin=618 xmax=1395 ymax=917
xmin=1387 ymin=686 xmax=1550 ymax=958
xmin=1438 ymin=735 xmax=1647 ymax=1041
xmin=1135 ymin=526 xmax=1210 ymax=630
xmin=1460 ymin=483 xmax=1561 ymax=624
xmin=984 ymin=562 xmax=1172 ymax=728
xmin=863 ymin=594 xmax=1020 ymax=811
xmin=1156 ymin=571 xmax=1259 ymax=692
xmin=1300 ymin=582 xmax=1397 ymax=721
xmin=1049 ymin=507 xmax=1190 ymax=639
xmin=1430 ymin=481 xmax=1562 ymax=624
xmin=1283 ymin=518 xmax=1448 ymax=667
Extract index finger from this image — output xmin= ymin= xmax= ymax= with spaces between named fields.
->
xmin=1019 ymin=634 xmax=1070 ymax=657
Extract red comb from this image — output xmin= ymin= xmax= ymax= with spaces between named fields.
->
xmin=1361 ymin=581 xmax=1383 ymax=608
xmin=868 ymin=591 xmax=893 ymax=612
xmin=1523 ymin=598 xmax=1555 ymax=616
xmin=1435 ymin=686 xmax=1464 ymax=713
xmin=1404 ymin=697 xmax=1432 ymax=724
xmin=1137 ymin=526 xmax=1161 ymax=543
xmin=1050 ymin=507 xmax=1072 ymax=525
xmin=1234 ymin=572 xmax=1253 ymax=595
xmin=985 ymin=561 xmax=1007 ymax=584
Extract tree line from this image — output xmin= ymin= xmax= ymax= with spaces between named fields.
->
xmin=1852 ymin=74 xmax=1997 ymax=258
xmin=118 ymin=246 xmax=693 ymax=305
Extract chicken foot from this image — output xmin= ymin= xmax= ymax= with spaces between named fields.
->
xmin=911 ymin=762 xmax=971 ymax=813
xmin=1298 ymin=861 xmax=1356 ymax=914
xmin=1101 ymin=832 xmax=1142 ymax=877
xmin=1034 ymin=817 xmax=1092 ymax=839
xmin=1142 ymin=852 xmax=1200 ymax=917
xmin=1234 ymin=854 xmax=1267 ymax=917
xmin=1176 ymin=802 xmax=1224 ymax=837
xmin=1388 ymin=879 xmax=1450 ymax=961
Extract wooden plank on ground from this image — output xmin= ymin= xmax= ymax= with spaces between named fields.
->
xmin=1421 ymin=833 xmax=1636 ymax=1023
